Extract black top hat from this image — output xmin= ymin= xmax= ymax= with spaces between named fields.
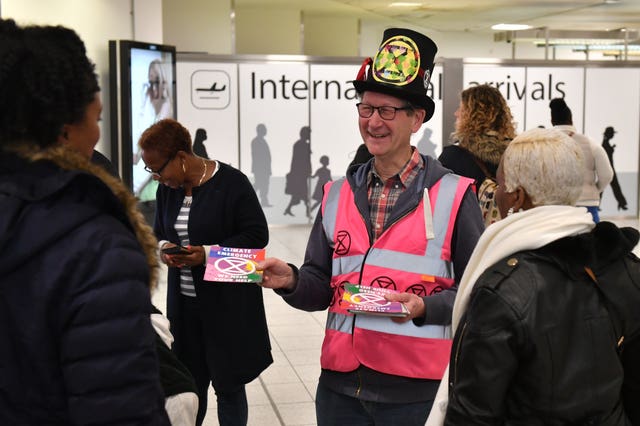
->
xmin=352 ymin=28 xmax=438 ymax=123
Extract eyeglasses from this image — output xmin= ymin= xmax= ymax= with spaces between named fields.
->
xmin=144 ymin=156 xmax=173 ymax=178
xmin=356 ymin=103 xmax=413 ymax=120
xmin=148 ymin=79 xmax=160 ymax=89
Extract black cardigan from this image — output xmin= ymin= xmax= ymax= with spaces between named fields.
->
xmin=154 ymin=161 xmax=272 ymax=391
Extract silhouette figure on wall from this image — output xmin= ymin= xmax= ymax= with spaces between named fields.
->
xmin=417 ymin=128 xmax=437 ymax=158
xmin=251 ymin=123 xmax=272 ymax=207
xmin=192 ymin=128 xmax=209 ymax=159
xmin=602 ymin=126 xmax=628 ymax=210
xmin=310 ymin=155 xmax=332 ymax=212
xmin=284 ymin=126 xmax=311 ymax=217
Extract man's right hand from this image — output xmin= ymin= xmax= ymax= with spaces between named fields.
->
xmin=256 ymin=258 xmax=296 ymax=291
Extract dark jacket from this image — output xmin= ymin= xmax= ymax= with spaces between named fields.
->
xmin=0 ymin=151 xmax=169 ymax=425
xmin=280 ymin=153 xmax=485 ymax=403
xmin=438 ymin=132 xmax=510 ymax=192
xmin=446 ymin=222 xmax=640 ymax=425
xmin=90 ymin=149 xmax=119 ymax=178
xmin=154 ymin=162 xmax=272 ymax=391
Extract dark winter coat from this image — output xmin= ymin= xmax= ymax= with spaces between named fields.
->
xmin=438 ymin=131 xmax=511 ymax=192
xmin=446 ymin=222 xmax=640 ymax=425
xmin=154 ymin=162 xmax=272 ymax=391
xmin=0 ymin=149 xmax=169 ymax=425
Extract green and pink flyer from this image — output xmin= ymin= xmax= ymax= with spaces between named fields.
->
xmin=342 ymin=283 xmax=409 ymax=317
xmin=204 ymin=245 xmax=265 ymax=283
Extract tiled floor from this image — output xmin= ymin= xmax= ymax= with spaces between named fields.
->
xmin=152 ymin=216 xmax=640 ymax=426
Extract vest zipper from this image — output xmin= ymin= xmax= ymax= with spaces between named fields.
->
xmin=355 ymin=368 xmax=362 ymax=397
xmin=358 ymin=246 xmax=373 ymax=284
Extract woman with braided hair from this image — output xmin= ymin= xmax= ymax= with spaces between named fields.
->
xmin=0 ymin=19 xmax=169 ymax=425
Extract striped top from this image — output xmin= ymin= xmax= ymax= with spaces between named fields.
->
xmin=176 ymin=195 xmax=196 ymax=297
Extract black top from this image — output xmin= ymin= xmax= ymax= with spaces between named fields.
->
xmin=438 ymin=145 xmax=495 ymax=193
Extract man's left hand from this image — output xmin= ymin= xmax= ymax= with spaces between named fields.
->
xmin=385 ymin=292 xmax=426 ymax=324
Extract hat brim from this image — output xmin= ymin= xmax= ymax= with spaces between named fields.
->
xmin=352 ymin=80 xmax=435 ymax=123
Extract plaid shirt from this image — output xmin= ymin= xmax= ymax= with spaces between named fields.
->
xmin=367 ymin=148 xmax=424 ymax=241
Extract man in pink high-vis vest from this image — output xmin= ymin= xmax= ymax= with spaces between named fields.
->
xmin=258 ymin=27 xmax=484 ymax=426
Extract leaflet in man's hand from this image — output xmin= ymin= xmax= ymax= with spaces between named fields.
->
xmin=342 ymin=283 xmax=409 ymax=317
xmin=204 ymin=245 xmax=265 ymax=283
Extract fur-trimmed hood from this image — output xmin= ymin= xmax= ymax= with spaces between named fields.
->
xmin=0 ymin=146 xmax=159 ymax=290
xmin=452 ymin=130 xmax=511 ymax=167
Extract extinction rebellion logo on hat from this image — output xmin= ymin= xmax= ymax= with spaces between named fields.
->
xmin=352 ymin=27 xmax=437 ymax=122
xmin=372 ymin=35 xmax=424 ymax=87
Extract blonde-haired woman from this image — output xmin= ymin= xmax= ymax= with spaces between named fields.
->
xmin=428 ymin=128 xmax=640 ymax=425
xmin=438 ymin=84 xmax=516 ymax=224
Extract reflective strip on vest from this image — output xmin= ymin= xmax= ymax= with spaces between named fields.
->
xmin=326 ymin=311 xmax=353 ymax=334
xmin=321 ymin=179 xmax=343 ymax=246
xmin=364 ymin=248 xmax=452 ymax=278
xmin=355 ymin=315 xmax=452 ymax=339
xmin=326 ymin=311 xmax=452 ymax=339
xmin=332 ymin=254 xmax=366 ymax=275
xmin=426 ymin=174 xmax=459 ymax=260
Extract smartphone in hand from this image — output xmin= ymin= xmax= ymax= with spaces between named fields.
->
xmin=162 ymin=245 xmax=190 ymax=255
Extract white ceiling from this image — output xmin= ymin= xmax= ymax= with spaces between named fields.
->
xmin=236 ymin=0 xmax=640 ymax=36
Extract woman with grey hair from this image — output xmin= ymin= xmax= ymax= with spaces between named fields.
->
xmin=427 ymin=128 xmax=640 ymax=425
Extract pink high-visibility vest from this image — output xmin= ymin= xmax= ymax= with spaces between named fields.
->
xmin=320 ymin=173 xmax=472 ymax=379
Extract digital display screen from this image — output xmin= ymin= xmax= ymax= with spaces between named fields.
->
xmin=109 ymin=40 xmax=176 ymax=199
xmin=129 ymin=46 xmax=176 ymax=198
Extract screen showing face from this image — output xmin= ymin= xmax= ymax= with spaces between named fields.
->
xmin=130 ymin=47 xmax=175 ymax=197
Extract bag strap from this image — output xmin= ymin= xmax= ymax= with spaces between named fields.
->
xmin=584 ymin=266 xmax=625 ymax=351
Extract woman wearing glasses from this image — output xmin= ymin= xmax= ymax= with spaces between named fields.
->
xmin=139 ymin=119 xmax=273 ymax=426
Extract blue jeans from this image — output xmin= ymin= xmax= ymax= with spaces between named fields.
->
xmin=586 ymin=206 xmax=600 ymax=223
xmin=315 ymin=382 xmax=433 ymax=426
